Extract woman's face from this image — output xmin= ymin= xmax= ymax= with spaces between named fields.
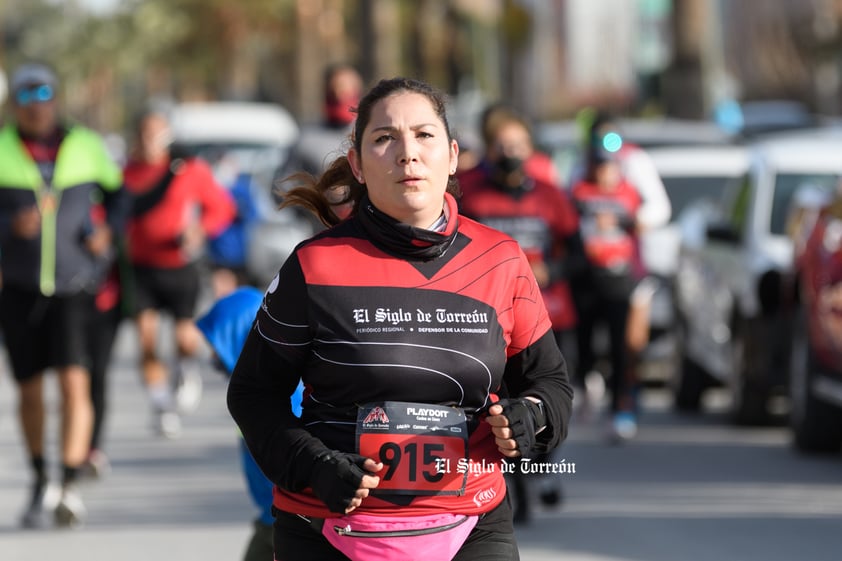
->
xmin=488 ymin=120 xmax=532 ymax=163
xmin=595 ymin=160 xmax=622 ymax=189
xmin=349 ymin=92 xmax=458 ymax=228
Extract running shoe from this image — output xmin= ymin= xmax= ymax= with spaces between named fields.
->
xmin=54 ymin=485 xmax=86 ymax=529
xmin=155 ymin=409 xmax=183 ymax=439
xmin=174 ymin=367 xmax=203 ymax=414
xmin=584 ymin=370 xmax=606 ymax=406
xmin=573 ymin=370 xmax=606 ymax=423
xmin=81 ymin=449 xmax=112 ymax=479
xmin=20 ymin=480 xmax=61 ymax=529
xmin=539 ymin=481 xmax=563 ymax=507
xmin=609 ymin=412 xmax=638 ymax=443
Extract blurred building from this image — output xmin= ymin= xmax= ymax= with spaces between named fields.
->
xmin=498 ymin=0 xmax=842 ymax=120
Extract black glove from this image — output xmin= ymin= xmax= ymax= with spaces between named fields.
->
xmin=495 ymin=398 xmax=546 ymax=457
xmin=309 ymin=451 xmax=375 ymax=514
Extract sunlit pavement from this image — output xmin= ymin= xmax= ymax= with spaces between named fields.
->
xmin=0 ymin=323 xmax=253 ymax=561
xmin=2 ymin=327 xmax=842 ymax=561
xmin=510 ymin=390 xmax=842 ymax=561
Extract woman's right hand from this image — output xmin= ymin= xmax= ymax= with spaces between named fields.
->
xmin=310 ymin=452 xmax=383 ymax=514
xmin=12 ymin=206 xmax=41 ymax=239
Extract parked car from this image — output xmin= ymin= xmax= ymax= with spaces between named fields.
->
xmin=641 ymin=144 xmax=751 ymax=378
xmin=672 ymin=129 xmax=842 ymax=424
xmin=169 ymin=101 xmax=320 ymax=289
xmin=787 ymin=186 xmax=842 ymax=452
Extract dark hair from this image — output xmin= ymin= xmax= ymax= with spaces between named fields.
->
xmin=282 ymin=77 xmax=459 ymax=226
xmin=479 ymin=102 xmax=532 ymax=149
xmin=583 ymin=110 xmax=620 ymax=182
xmin=132 ymin=106 xmax=168 ymax=135
xmin=322 ymin=63 xmax=361 ymax=94
xmin=584 ymin=149 xmax=617 ymax=183
xmin=586 ymin=110 xmax=616 ymax=147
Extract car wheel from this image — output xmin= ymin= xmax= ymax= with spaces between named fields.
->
xmin=729 ymin=317 xmax=770 ymax=425
xmin=671 ymin=319 xmax=707 ymax=412
xmin=789 ymin=305 xmax=842 ymax=453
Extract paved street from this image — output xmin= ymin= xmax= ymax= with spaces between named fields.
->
xmin=519 ymin=393 xmax=842 ymax=560
xmin=1 ymin=323 xmax=842 ymax=560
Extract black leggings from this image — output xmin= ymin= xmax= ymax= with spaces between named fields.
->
xmin=273 ymin=495 xmax=520 ymax=561
xmin=575 ymin=293 xmax=632 ymax=413
xmin=87 ymin=305 xmax=123 ymax=451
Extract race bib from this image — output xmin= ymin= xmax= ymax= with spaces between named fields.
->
xmin=356 ymin=401 xmax=469 ymax=496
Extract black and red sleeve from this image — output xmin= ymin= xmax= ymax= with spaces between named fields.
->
xmin=504 ymin=251 xmax=573 ymax=451
xmin=227 ymin=252 xmax=327 ymax=490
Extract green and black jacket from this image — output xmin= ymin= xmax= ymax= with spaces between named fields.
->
xmin=0 ymin=124 xmax=126 ymax=296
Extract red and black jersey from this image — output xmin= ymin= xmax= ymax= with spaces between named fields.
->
xmin=457 ymin=165 xmax=581 ymax=330
xmin=229 ymin=193 xmax=572 ymax=519
xmin=571 ymin=179 xmax=642 ymax=300
xmin=571 ymin=179 xmax=641 ymax=271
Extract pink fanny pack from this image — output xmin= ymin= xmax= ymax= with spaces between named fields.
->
xmin=317 ymin=512 xmax=478 ymax=561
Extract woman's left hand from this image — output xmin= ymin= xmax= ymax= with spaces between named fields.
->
xmin=485 ymin=398 xmax=544 ymax=458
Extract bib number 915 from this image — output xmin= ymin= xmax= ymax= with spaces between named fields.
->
xmin=359 ymin=433 xmax=465 ymax=495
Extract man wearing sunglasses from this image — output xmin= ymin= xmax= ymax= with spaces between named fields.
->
xmin=0 ymin=62 xmax=128 ymax=529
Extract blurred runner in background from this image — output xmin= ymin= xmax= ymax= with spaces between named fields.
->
xmin=284 ymin=63 xmax=364 ymax=222
xmin=571 ymin=144 xmax=643 ymax=442
xmin=123 ymin=109 xmax=236 ymax=439
xmin=81 ymin=202 xmax=131 ymax=480
xmin=570 ymin=110 xmax=669 ymax=434
xmin=0 ymin=62 xmax=128 ymax=528
xmin=291 ymin=63 xmax=363 ymax=177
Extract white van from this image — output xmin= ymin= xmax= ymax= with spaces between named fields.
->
xmin=642 ymin=144 xmax=751 ymax=376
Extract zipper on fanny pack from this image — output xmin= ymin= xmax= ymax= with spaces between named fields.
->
xmin=333 ymin=515 xmax=469 ymax=538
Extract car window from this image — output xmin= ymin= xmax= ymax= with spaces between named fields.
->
xmin=661 ymin=175 xmax=740 ymax=220
xmin=176 ymin=142 xmax=290 ymax=193
xmin=719 ymin=174 xmax=752 ymax=238
xmin=771 ymin=173 xmax=838 ymax=235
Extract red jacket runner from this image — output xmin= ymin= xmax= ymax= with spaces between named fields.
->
xmin=123 ymin=157 xmax=236 ymax=268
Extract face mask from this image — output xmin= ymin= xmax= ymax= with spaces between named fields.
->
xmin=496 ymin=155 xmax=524 ymax=175
xmin=324 ymin=93 xmax=359 ymax=127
